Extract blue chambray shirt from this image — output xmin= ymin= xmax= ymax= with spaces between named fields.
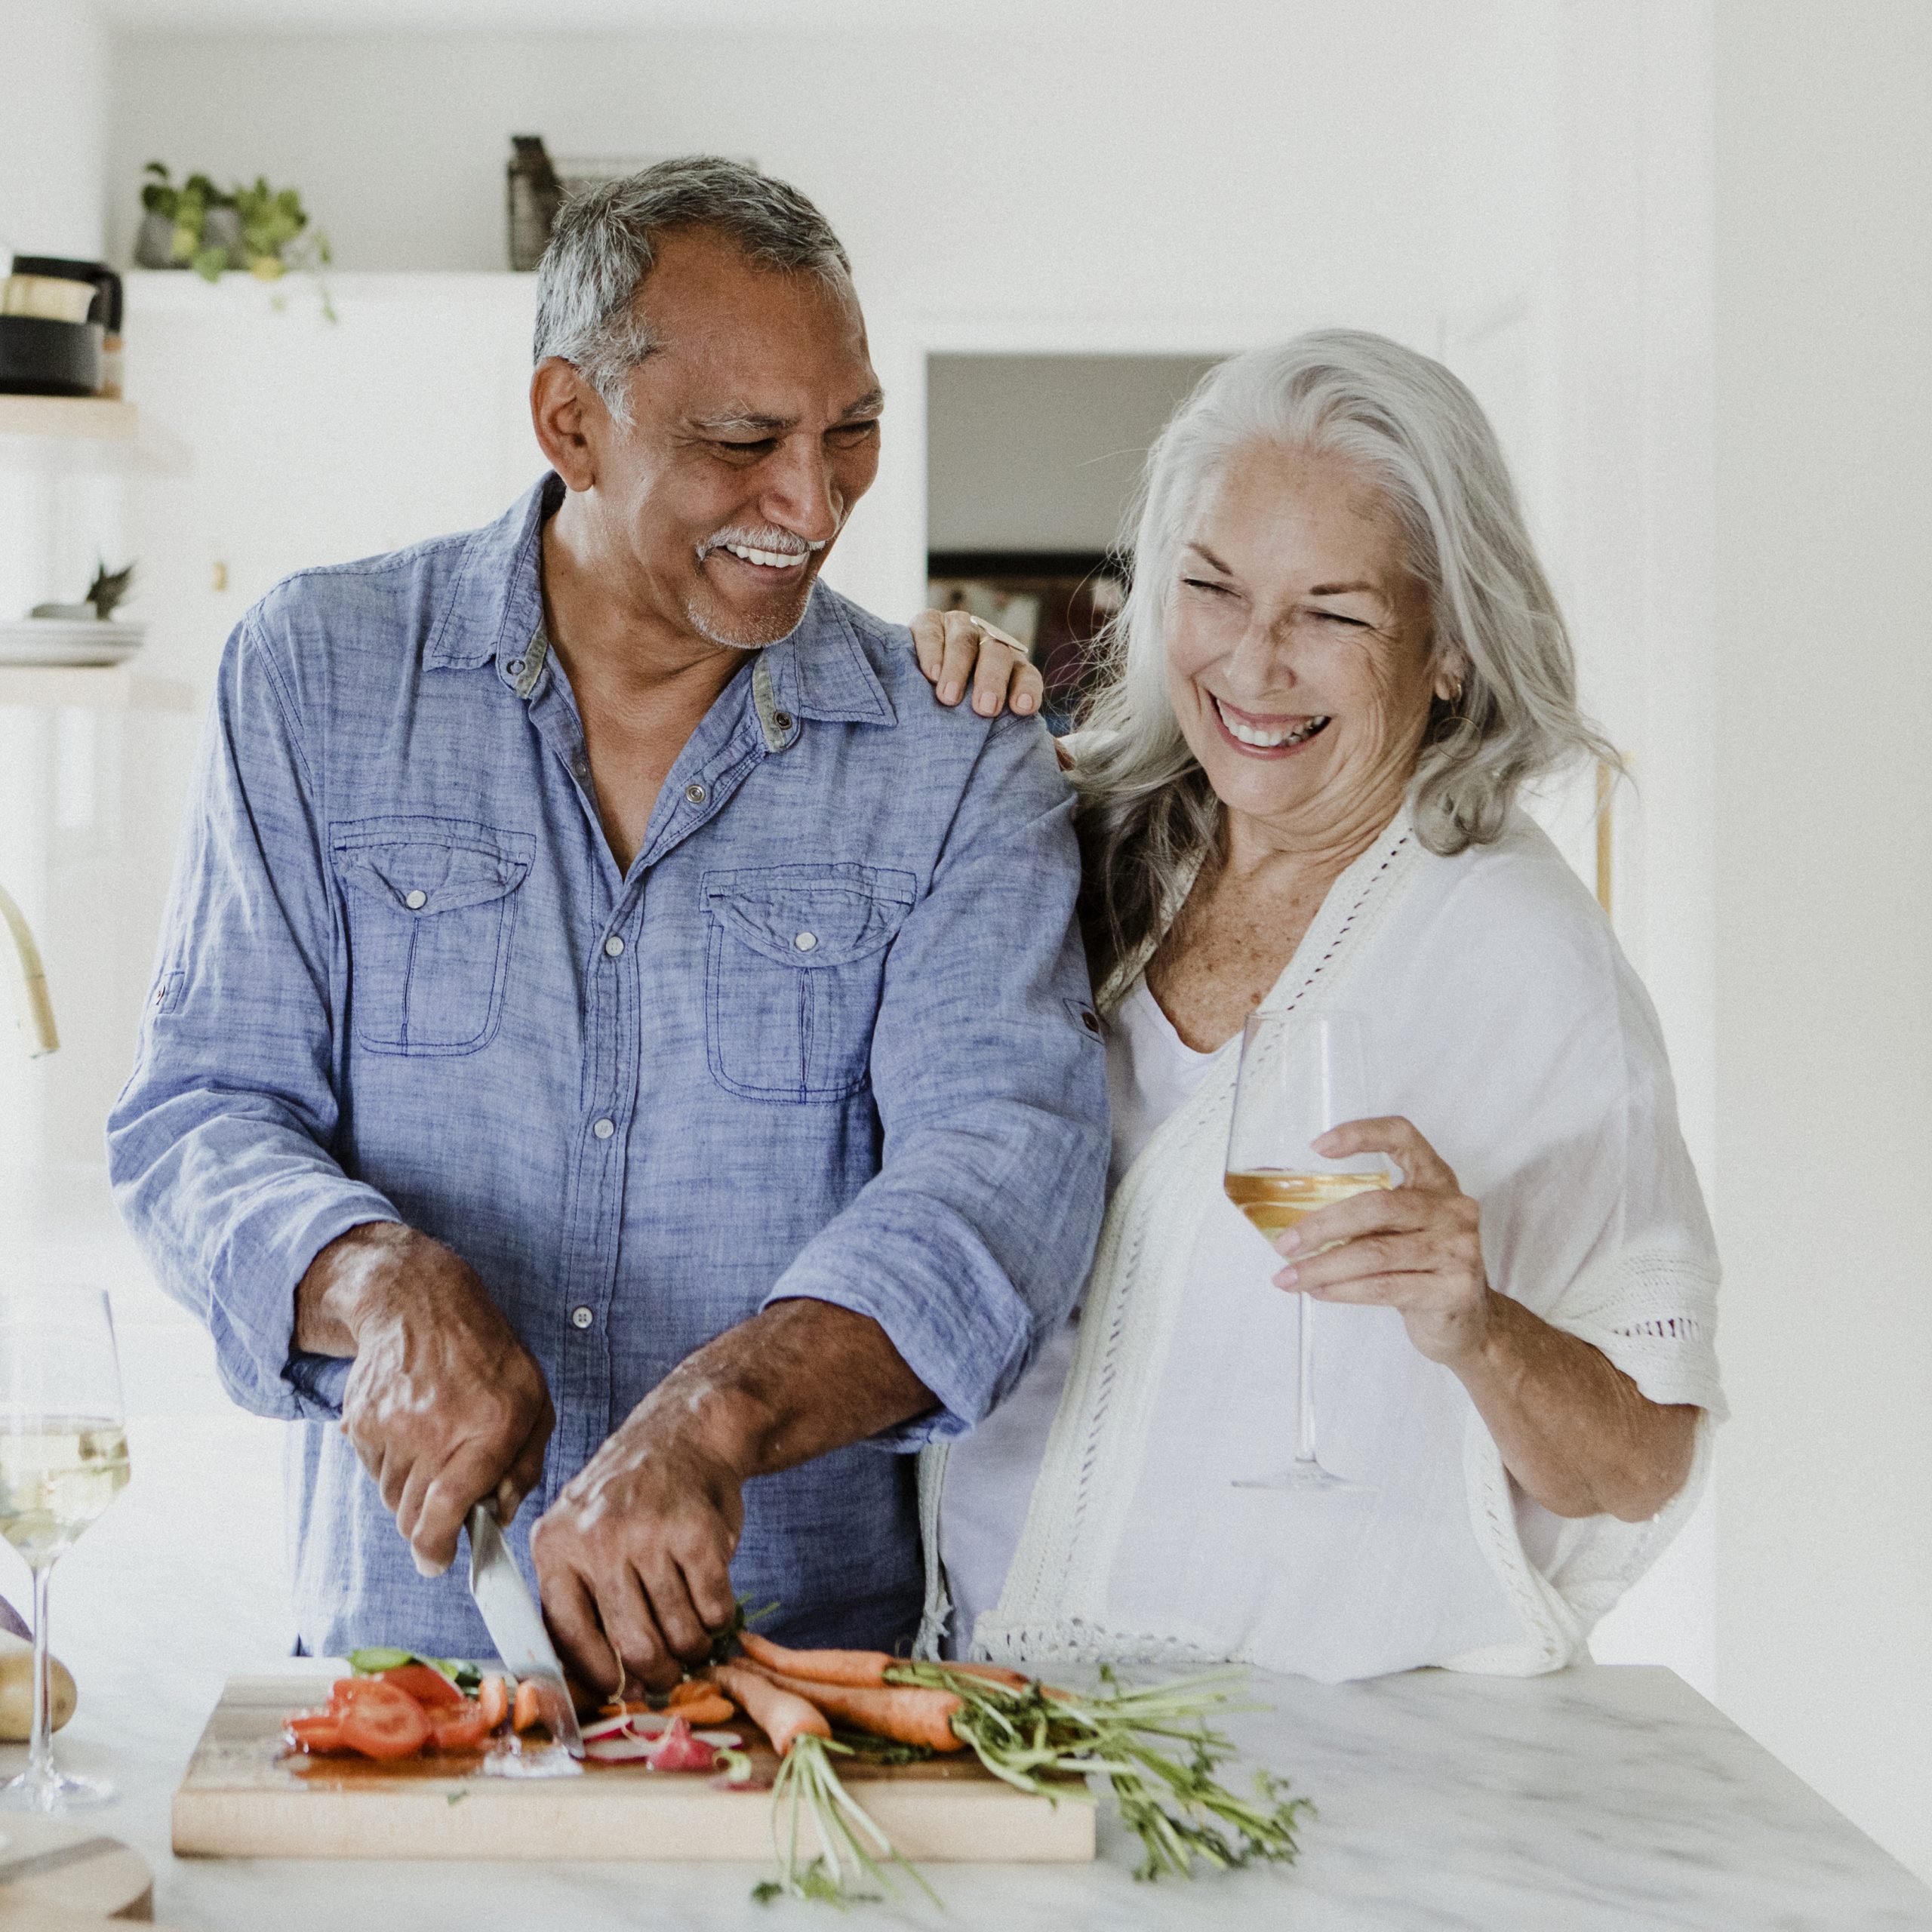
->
xmin=108 ymin=475 xmax=1109 ymax=1659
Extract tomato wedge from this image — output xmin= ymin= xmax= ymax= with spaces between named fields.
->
xmin=377 ymin=1663 xmax=465 ymax=1709
xmin=478 ymin=1675 xmax=509 ymax=1730
xmin=334 ymin=1680 xmax=432 ymax=1761
xmin=512 ymin=1678 xmax=543 ymax=1734
xmin=285 ymin=1712 xmax=349 ymax=1754
xmin=426 ymin=1703 xmax=493 ymax=1752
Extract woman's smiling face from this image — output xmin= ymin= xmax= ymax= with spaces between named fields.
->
xmin=1165 ymin=440 xmax=1451 ymax=848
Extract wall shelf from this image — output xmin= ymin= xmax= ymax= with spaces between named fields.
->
xmin=0 ymin=396 xmax=138 ymax=441
xmin=0 ymin=664 xmax=194 ymax=712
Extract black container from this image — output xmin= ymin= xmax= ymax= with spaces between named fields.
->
xmin=0 ymin=316 xmax=103 ymax=395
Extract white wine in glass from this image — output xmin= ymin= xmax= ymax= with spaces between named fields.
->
xmin=1224 ymin=1011 xmax=1392 ymax=1492
xmin=0 ymin=1287 xmax=130 ymax=1811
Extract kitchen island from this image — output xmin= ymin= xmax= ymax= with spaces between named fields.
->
xmin=2 ymin=1171 xmax=1927 ymax=1929
xmin=10 ymin=1652 xmax=1930 ymax=1930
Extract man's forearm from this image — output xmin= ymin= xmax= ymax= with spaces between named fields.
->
xmin=1454 ymin=1291 xmax=1699 ymax=1522
xmin=633 ymin=1298 xmax=935 ymax=1478
xmin=294 ymin=1219 xmax=414 ymax=1355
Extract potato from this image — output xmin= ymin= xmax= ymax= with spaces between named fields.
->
xmin=0 ymin=1630 xmax=76 ymax=1737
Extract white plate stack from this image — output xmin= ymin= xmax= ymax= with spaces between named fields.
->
xmin=0 ymin=618 xmax=146 ymax=667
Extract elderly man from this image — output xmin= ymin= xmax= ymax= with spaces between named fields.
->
xmin=108 ymin=158 xmax=1109 ymax=1694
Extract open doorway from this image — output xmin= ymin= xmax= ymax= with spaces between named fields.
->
xmin=925 ymin=354 xmax=1222 ymax=731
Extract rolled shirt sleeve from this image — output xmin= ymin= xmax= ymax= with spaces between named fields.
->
xmin=106 ymin=613 xmax=400 ymax=1421
xmin=761 ymin=712 xmax=1112 ymax=1443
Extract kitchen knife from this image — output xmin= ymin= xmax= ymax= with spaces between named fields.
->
xmin=465 ymin=1501 xmax=584 ymax=1761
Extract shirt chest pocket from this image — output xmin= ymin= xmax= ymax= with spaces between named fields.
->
xmin=331 ymin=817 xmax=534 ymax=1057
xmin=702 ymin=864 xmax=917 ymax=1102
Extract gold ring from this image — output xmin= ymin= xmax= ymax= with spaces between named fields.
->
xmin=968 ymin=614 xmax=1029 ymax=660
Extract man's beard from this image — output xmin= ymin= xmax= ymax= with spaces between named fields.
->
xmin=682 ymin=580 xmax=816 ymax=651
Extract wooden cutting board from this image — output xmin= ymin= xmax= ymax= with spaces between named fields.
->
xmin=172 ymin=1675 xmax=1095 ymax=1863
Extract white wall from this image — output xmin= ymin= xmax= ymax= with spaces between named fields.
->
xmin=1712 ymin=0 xmax=1932 ymax=1882
xmin=0 ymin=0 xmax=110 ymax=1168
xmin=0 ymin=0 xmax=106 ymax=265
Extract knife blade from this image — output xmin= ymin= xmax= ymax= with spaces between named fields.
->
xmin=465 ymin=1501 xmax=584 ymax=1761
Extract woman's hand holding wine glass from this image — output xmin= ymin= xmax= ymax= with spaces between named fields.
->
xmin=1270 ymin=1115 xmax=1494 ymax=1368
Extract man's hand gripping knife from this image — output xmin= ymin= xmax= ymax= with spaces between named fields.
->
xmin=297 ymin=1223 xmax=555 ymax=1577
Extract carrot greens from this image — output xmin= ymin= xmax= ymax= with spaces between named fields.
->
xmin=754 ymin=1733 xmax=939 ymax=1909
xmin=889 ymin=1661 xmax=1312 ymax=1882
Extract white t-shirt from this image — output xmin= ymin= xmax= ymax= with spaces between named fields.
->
xmin=939 ymin=978 xmax=1229 ymax=1651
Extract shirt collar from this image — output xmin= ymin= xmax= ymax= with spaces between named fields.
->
xmin=425 ymin=473 xmax=895 ymax=731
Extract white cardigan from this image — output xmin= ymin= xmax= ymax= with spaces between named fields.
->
xmin=919 ymin=805 xmax=1724 ymax=1680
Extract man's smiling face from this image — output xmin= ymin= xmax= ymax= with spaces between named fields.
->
xmin=578 ymin=225 xmax=884 ymax=651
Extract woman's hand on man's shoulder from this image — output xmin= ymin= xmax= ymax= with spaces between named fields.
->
xmin=910 ymin=608 xmax=1045 ymax=718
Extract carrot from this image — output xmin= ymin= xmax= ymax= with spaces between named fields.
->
xmin=478 ymin=1675 xmax=509 ymax=1730
xmin=932 ymin=1660 xmax=1029 ymax=1690
xmin=675 ymin=1693 xmax=737 ymax=1727
xmin=748 ymin=1665 xmax=965 ymax=1754
xmin=666 ymin=1678 xmax=730 ymax=1709
xmin=710 ymin=1663 xmax=832 ymax=1758
xmin=737 ymin=1630 xmax=894 ymax=1689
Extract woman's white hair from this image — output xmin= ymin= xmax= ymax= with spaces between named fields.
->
xmin=1075 ymin=327 xmax=1615 ymax=993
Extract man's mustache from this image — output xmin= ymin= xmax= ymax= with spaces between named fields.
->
xmin=695 ymin=525 xmax=829 ymax=563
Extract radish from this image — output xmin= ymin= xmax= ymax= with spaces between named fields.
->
xmin=646 ymin=1715 xmax=720 ymax=1774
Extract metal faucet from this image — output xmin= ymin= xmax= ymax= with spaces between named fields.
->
xmin=0 ymin=882 xmax=57 ymax=1057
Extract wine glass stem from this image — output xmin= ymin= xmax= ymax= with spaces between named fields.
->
xmin=27 ymin=1563 xmax=53 ymax=1798
xmin=1297 ymin=1290 xmax=1318 ymax=1465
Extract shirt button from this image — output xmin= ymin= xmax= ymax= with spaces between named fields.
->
xmin=603 ymin=935 xmax=625 ymax=958
xmin=404 ymin=890 xmax=427 ymax=910
xmin=685 ymin=782 xmax=707 ymax=805
xmin=773 ymin=711 xmax=794 ymax=733
xmin=794 ymin=931 xmax=818 ymax=952
xmin=592 ymin=1117 xmax=615 ymax=1140
xmin=571 ymin=1306 xmax=593 ymax=1331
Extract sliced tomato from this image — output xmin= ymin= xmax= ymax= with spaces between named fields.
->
xmin=334 ymin=1680 xmax=433 ymax=1761
xmin=377 ymin=1663 xmax=465 ymax=1709
xmin=284 ymin=1712 xmax=349 ymax=1754
xmin=477 ymin=1675 xmax=509 ymax=1730
xmin=426 ymin=1703 xmax=494 ymax=1752
xmin=328 ymin=1675 xmax=393 ymax=1710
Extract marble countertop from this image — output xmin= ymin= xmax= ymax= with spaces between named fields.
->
xmin=11 ymin=1649 xmax=1930 ymax=1930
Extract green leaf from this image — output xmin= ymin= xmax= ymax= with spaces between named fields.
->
xmin=191 ymin=245 xmax=228 ymax=283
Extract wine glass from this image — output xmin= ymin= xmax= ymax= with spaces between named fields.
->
xmin=1223 ymin=1011 xmax=1392 ymax=1492
xmin=0 ymin=1286 xmax=130 ymax=1810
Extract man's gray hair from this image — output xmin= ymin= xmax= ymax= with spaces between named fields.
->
xmin=533 ymin=155 xmax=851 ymax=425
xmin=1075 ymin=328 xmax=1618 ymax=995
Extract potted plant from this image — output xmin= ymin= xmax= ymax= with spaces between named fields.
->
xmin=134 ymin=165 xmax=238 ymax=277
xmin=134 ymin=164 xmax=334 ymax=315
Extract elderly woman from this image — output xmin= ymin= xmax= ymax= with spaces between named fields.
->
xmin=909 ymin=329 xmax=1723 ymax=1681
